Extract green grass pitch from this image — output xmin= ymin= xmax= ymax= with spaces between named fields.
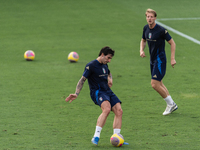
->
xmin=1 ymin=0 xmax=200 ymax=149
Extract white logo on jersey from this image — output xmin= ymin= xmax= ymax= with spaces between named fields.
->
xmin=102 ymin=68 xmax=106 ymax=74
xmin=149 ymin=33 xmax=152 ymax=39
xmin=99 ymin=97 xmax=103 ymax=101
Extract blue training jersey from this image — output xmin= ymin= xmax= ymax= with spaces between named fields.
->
xmin=83 ymin=59 xmax=111 ymax=93
xmin=142 ymin=24 xmax=172 ymax=64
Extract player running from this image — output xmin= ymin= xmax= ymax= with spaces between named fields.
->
xmin=139 ymin=8 xmax=178 ymax=115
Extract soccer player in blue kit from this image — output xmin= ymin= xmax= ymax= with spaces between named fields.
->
xmin=140 ymin=9 xmax=178 ymax=115
xmin=65 ymin=46 xmax=128 ymax=145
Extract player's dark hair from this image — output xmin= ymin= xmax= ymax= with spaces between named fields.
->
xmin=98 ymin=46 xmax=115 ymax=56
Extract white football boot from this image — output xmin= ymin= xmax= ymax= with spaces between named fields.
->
xmin=163 ymin=102 xmax=178 ymax=115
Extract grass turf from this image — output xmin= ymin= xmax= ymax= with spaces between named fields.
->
xmin=1 ymin=0 xmax=200 ymax=149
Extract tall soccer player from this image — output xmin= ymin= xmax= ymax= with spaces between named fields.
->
xmin=139 ymin=8 xmax=178 ymax=115
xmin=65 ymin=46 xmax=129 ymax=145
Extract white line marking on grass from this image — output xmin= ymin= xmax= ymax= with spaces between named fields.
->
xmin=157 ymin=17 xmax=200 ymax=21
xmin=155 ymin=20 xmax=200 ymax=45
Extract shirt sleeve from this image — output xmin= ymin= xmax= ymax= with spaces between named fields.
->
xmin=82 ymin=63 xmax=92 ymax=78
xmin=163 ymin=29 xmax=172 ymax=41
xmin=107 ymin=64 xmax=110 ymax=75
xmin=142 ymin=26 xmax=146 ymax=39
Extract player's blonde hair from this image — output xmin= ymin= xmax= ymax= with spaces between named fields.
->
xmin=145 ymin=8 xmax=157 ymax=17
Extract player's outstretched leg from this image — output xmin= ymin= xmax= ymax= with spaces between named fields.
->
xmin=151 ymin=79 xmax=178 ymax=115
xmin=91 ymin=101 xmax=111 ymax=145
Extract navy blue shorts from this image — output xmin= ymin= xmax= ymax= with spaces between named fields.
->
xmin=91 ymin=90 xmax=121 ymax=108
xmin=150 ymin=61 xmax=166 ymax=81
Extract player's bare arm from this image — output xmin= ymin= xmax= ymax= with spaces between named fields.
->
xmin=108 ymin=73 xmax=113 ymax=88
xmin=140 ymin=38 xmax=147 ymax=58
xmin=75 ymin=76 xmax=87 ymax=95
xmin=65 ymin=76 xmax=87 ymax=103
xmin=168 ymin=38 xmax=176 ymax=68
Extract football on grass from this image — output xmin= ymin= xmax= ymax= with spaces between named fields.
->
xmin=110 ymin=133 xmax=124 ymax=147
xmin=24 ymin=50 xmax=35 ymax=61
xmin=68 ymin=52 xmax=79 ymax=62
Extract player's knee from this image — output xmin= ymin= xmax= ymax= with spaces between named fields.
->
xmin=151 ymin=81 xmax=158 ymax=90
xmin=119 ymin=108 xmax=123 ymax=116
xmin=103 ymin=107 xmax=111 ymax=115
xmin=116 ymin=108 xmax=123 ymax=117
xmin=151 ymin=82 xmax=156 ymax=89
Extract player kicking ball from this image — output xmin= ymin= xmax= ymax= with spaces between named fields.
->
xmin=65 ymin=46 xmax=129 ymax=145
